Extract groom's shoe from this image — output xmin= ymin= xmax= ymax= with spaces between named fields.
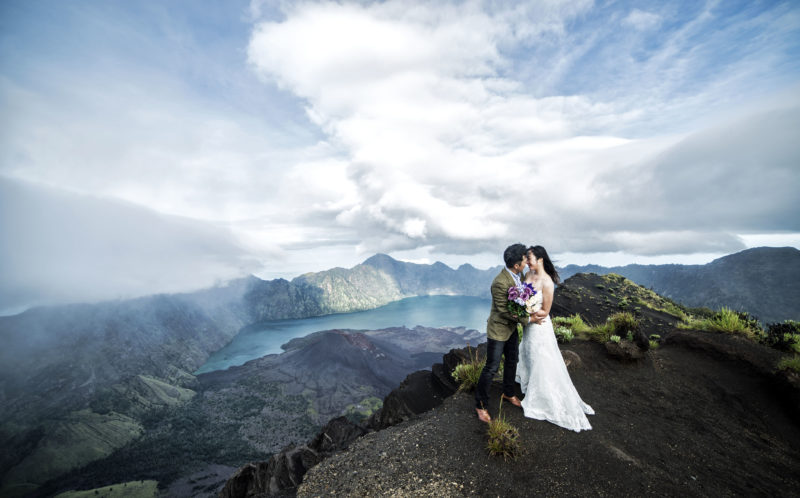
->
xmin=475 ymin=408 xmax=492 ymax=423
xmin=501 ymin=394 xmax=522 ymax=408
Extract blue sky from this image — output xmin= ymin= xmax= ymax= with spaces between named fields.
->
xmin=1 ymin=0 xmax=799 ymax=311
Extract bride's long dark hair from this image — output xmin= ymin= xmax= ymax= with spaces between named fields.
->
xmin=529 ymin=245 xmax=560 ymax=284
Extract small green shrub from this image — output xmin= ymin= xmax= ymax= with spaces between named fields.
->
xmin=553 ymin=314 xmax=591 ymax=335
xmin=486 ymin=399 xmax=520 ymax=460
xmin=451 ymin=345 xmax=484 ymax=392
xmin=585 ymin=321 xmax=613 ymax=343
xmin=762 ymin=321 xmax=800 ymax=354
xmin=554 ymin=326 xmax=574 ymax=343
xmin=649 ymin=334 xmax=661 ymax=341
xmin=610 ymin=335 xmax=621 ymax=343
xmin=625 ymin=331 xmax=634 ymax=342
xmin=777 ymin=355 xmax=800 ymax=373
xmin=608 ymin=312 xmax=641 ymax=337
xmin=649 ymin=340 xmax=659 ymax=349
xmin=618 ymin=297 xmax=629 ymax=310
xmin=595 ymin=284 xmax=605 ymax=290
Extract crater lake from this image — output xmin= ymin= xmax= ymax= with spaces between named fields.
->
xmin=196 ymin=295 xmax=491 ymax=373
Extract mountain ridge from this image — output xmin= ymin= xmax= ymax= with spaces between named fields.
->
xmin=559 ymin=246 xmax=800 ymax=323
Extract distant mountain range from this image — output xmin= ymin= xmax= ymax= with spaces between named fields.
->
xmin=284 ymin=246 xmax=800 ymax=323
xmin=559 ymin=247 xmax=800 ymax=324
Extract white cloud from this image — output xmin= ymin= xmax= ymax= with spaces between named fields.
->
xmin=246 ymin=0 xmax=800 ymax=264
xmin=2 ymin=0 xmax=799 ymax=310
xmin=623 ymin=9 xmax=662 ymax=31
xmin=246 ymin=1 xmax=636 ymax=256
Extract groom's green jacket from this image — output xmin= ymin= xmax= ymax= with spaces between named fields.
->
xmin=486 ymin=268 xmax=528 ymax=342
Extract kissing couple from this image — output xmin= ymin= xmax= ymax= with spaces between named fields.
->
xmin=474 ymin=243 xmax=594 ymax=432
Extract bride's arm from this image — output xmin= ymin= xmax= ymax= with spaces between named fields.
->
xmin=534 ymin=279 xmax=554 ymax=320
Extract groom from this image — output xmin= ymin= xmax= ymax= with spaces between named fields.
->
xmin=474 ymin=243 xmax=532 ymax=423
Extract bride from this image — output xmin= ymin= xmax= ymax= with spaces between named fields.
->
xmin=516 ymin=245 xmax=594 ymax=432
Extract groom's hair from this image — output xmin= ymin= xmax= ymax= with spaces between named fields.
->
xmin=503 ymin=243 xmax=527 ymax=268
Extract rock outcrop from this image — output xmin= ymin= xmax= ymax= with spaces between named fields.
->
xmin=219 ymin=417 xmax=366 ymax=498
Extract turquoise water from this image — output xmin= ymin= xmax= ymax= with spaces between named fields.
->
xmin=196 ymin=295 xmax=490 ymax=374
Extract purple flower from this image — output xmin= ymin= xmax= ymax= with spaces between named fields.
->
xmin=508 ymin=286 xmax=520 ymax=301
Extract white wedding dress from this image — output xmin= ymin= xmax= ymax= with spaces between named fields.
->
xmin=516 ymin=307 xmax=594 ymax=432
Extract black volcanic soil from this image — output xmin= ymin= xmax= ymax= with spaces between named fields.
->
xmin=298 ymin=336 xmax=800 ymax=496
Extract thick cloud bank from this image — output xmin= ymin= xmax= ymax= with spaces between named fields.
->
xmin=0 ymin=178 xmax=256 ymax=314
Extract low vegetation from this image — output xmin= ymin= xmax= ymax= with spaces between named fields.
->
xmin=573 ymin=312 xmax=643 ymax=344
xmin=762 ymin=321 xmax=800 ymax=354
xmin=2 ymin=410 xmax=144 ymax=495
xmin=649 ymin=335 xmax=661 ymax=349
xmin=777 ymin=355 xmax=800 ymax=373
xmin=344 ymin=397 xmax=383 ymax=423
xmin=679 ymin=309 xmax=800 ymax=347
xmin=55 ymin=480 xmax=158 ymax=498
xmin=43 ymin=380 xmax=318 ymax=495
xmin=486 ymin=398 xmax=520 ymax=461
xmin=554 ymin=326 xmax=574 ymax=343
xmin=608 ymin=312 xmax=641 ymax=336
xmin=557 ymin=279 xmax=795 ymax=364
xmin=552 ymin=314 xmax=591 ymax=335
xmin=681 ymin=307 xmax=762 ymax=338
xmin=594 ymin=273 xmax=694 ymax=321
xmin=451 ymin=345 xmax=484 ymax=392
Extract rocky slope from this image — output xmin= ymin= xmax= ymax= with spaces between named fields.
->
xmin=220 ymin=272 xmax=800 ymax=497
xmin=299 ymin=333 xmax=800 ymax=497
xmin=560 ymin=246 xmax=800 ymax=323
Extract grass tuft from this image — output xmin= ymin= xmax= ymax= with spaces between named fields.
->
xmin=554 ymin=313 xmax=596 ymax=341
xmin=682 ymin=307 xmax=761 ymax=339
xmin=553 ymin=314 xmax=591 ymax=334
xmin=486 ymin=398 xmax=520 ymax=460
xmin=609 ymin=335 xmax=621 ymax=343
xmin=762 ymin=321 xmax=800 ymax=354
xmin=607 ymin=312 xmax=641 ymax=336
xmin=451 ymin=344 xmax=484 ymax=392
xmin=777 ymin=355 xmax=800 ymax=373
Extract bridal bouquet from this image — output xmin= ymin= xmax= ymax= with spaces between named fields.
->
xmin=508 ymin=283 xmax=539 ymax=340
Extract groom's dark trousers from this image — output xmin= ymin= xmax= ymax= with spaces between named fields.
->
xmin=474 ymin=333 xmax=519 ymax=409
xmin=475 ymin=268 xmax=526 ymax=410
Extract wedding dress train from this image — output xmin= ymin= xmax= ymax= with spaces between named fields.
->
xmin=515 ymin=316 xmax=594 ymax=432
